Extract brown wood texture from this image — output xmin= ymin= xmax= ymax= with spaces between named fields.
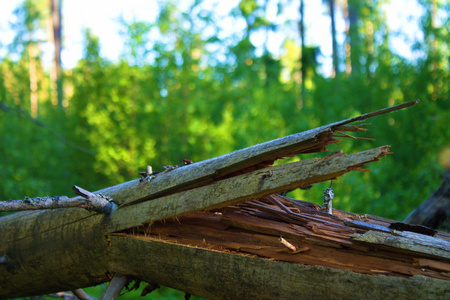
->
xmin=120 ymin=195 xmax=450 ymax=282
xmin=108 ymin=234 xmax=449 ymax=300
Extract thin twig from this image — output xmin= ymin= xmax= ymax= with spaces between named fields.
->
xmin=333 ymin=124 xmax=370 ymax=132
xmin=335 ymin=131 xmax=376 ymax=141
xmin=71 ymin=289 xmax=93 ymax=300
xmin=0 ymin=196 xmax=85 ymax=212
xmin=47 ymin=292 xmax=77 ymax=299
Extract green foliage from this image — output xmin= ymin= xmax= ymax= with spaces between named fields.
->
xmin=0 ymin=0 xmax=448 ymax=297
xmin=37 ymin=282 xmax=201 ymax=299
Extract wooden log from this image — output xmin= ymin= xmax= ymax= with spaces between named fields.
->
xmin=108 ymin=236 xmax=449 ymax=300
xmin=0 ymin=147 xmax=390 ymax=298
xmin=351 ymin=230 xmax=450 ymax=259
xmin=129 ymin=196 xmax=450 ymax=281
xmin=105 ymin=192 xmax=450 ymax=299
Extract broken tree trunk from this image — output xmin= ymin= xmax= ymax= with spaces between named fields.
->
xmin=0 ymin=148 xmax=390 ymax=297
xmin=2 ymin=101 xmax=447 ymax=299
xmin=111 ymin=196 xmax=450 ymax=299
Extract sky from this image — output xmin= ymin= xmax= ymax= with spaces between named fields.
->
xmin=0 ymin=0 xmax=426 ymax=76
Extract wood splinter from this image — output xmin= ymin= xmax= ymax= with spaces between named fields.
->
xmin=334 ymin=131 xmax=376 ymax=141
xmin=279 ymin=236 xmax=297 ymax=252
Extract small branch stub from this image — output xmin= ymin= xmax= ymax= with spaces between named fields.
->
xmin=279 ymin=237 xmax=297 ymax=251
xmin=323 ymin=183 xmax=334 ymax=214
xmin=72 ymin=185 xmax=117 ymax=214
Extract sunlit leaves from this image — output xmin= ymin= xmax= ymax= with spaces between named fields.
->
xmin=0 ymin=0 xmax=448 ymax=225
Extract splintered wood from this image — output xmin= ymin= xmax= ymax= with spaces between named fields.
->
xmin=121 ymin=194 xmax=450 ymax=281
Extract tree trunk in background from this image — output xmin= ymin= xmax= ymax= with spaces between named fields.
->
xmin=28 ymin=42 xmax=38 ymax=118
xmin=348 ymin=0 xmax=360 ymax=75
xmin=405 ymin=169 xmax=450 ymax=231
xmin=342 ymin=0 xmax=360 ymax=75
xmin=342 ymin=0 xmax=350 ymax=75
xmin=299 ymin=0 xmax=306 ymax=101
xmin=328 ymin=0 xmax=339 ymax=77
xmin=430 ymin=0 xmax=438 ymax=101
xmin=50 ymin=0 xmax=63 ymax=107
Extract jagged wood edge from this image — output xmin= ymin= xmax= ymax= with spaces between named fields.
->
xmin=0 ymin=101 xmax=418 ymax=238
xmin=71 ymin=99 xmax=420 ymax=209
xmin=1 ymin=101 xmax=418 ymax=213
xmin=106 ymin=147 xmax=390 ymax=232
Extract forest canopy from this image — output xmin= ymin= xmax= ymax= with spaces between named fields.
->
xmin=0 ymin=0 xmax=448 ymax=223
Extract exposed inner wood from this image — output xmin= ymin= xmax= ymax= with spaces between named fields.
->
xmin=118 ymin=193 xmax=450 ymax=281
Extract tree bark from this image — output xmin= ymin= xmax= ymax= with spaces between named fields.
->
xmin=108 ymin=235 xmax=449 ymax=300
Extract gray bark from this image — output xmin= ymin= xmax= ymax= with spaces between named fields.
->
xmin=405 ymin=169 xmax=450 ymax=231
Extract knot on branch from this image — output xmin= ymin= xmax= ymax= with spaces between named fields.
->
xmin=72 ymin=185 xmax=117 ymax=214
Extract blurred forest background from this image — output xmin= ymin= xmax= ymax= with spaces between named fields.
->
xmin=0 ymin=0 xmax=448 ymax=298
xmin=1 ymin=0 xmax=449 ymax=220
xmin=0 ymin=0 xmax=448 ymax=296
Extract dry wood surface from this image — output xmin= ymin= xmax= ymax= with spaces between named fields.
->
xmin=118 ymin=194 xmax=450 ymax=282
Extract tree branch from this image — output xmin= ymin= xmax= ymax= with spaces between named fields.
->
xmin=0 ymin=195 xmax=83 ymax=212
xmin=100 ymin=275 xmax=128 ymax=300
xmin=0 ymin=186 xmax=117 ymax=214
xmin=72 ymin=185 xmax=117 ymax=214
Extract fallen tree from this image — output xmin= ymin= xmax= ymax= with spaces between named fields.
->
xmin=1 ymin=100 xmax=449 ymax=299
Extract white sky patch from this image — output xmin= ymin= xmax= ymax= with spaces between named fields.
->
xmin=384 ymin=0 xmax=425 ymax=61
xmin=0 ymin=0 xmax=428 ymax=76
xmin=62 ymin=0 xmax=160 ymax=68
